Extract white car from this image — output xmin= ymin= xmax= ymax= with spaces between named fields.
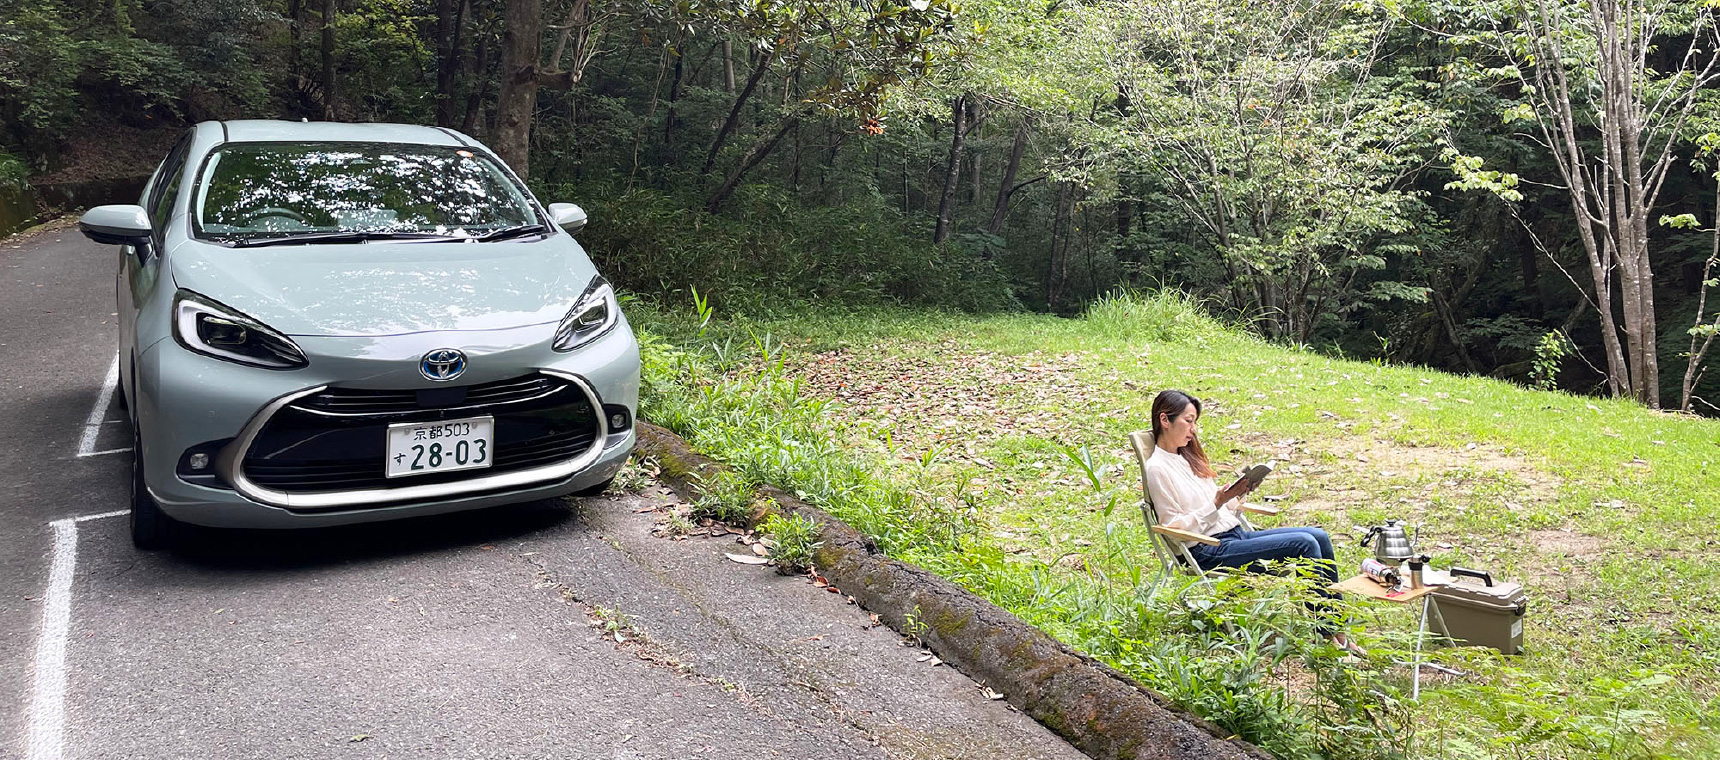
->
xmin=78 ymin=120 xmax=640 ymax=548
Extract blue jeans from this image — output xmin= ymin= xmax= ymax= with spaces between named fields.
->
xmin=1188 ymin=525 xmax=1343 ymax=629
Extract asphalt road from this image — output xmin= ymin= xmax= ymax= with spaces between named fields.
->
xmin=1 ymin=221 xmax=1087 ymax=760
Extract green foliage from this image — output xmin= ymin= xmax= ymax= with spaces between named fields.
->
xmin=0 ymin=1 xmax=85 ymax=148
xmin=1530 ymin=330 xmax=1573 ymax=391
xmin=0 ymin=150 xmax=27 ymax=187
xmin=1080 ymin=289 xmax=1224 ymax=343
xmin=334 ymin=0 xmax=435 ymax=122
xmin=633 ymin=304 xmax=981 ymax=555
xmin=761 ymin=512 xmax=822 ymax=575
xmin=570 ymin=182 xmax=1019 ymax=312
xmin=636 ymin=292 xmax=1720 ymax=757
xmin=688 ymin=469 xmax=755 ymax=525
xmin=1076 ymin=0 xmax=1450 ymax=344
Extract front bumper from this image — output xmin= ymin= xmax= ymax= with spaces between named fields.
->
xmin=134 ymin=319 xmax=639 ymax=529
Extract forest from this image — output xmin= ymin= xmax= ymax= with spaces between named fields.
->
xmin=1 ymin=0 xmax=1717 ymax=410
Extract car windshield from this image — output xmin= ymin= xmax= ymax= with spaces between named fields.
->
xmin=192 ymin=142 xmax=540 ymax=243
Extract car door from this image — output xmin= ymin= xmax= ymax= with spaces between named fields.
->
xmin=119 ymin=134 xmax=190 ymax=404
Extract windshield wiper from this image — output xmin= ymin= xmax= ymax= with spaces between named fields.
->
xmin=470 ymin=224 xmax=551 ymax=242
xmin=233 ymin=230 xmax=464 ymax=248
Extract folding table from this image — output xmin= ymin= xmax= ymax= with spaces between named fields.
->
xmin=1331 ymin=575 xmax=1450 ymax=699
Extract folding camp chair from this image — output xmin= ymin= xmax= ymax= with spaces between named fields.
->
xmin=1128 ymin=430 xmax=1278 ymax=599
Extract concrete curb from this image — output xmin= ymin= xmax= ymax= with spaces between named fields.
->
xmin=636 ymin=423 xmax=1274 ymax=760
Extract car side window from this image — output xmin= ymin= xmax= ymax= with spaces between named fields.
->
xmin=148 ymin=136 xmax=192 ymax=237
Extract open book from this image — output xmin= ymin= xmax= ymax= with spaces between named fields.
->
xmin=1229 ymin=461 xmax=1275 ymax=492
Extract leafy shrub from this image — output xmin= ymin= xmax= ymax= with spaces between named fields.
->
xmin=687 ymin=469 xmax=754 ymax=525
xmin=762 ymin=513 xmax=822 ymax=575
xmin=0 ymin=150 xmax=27 ymax=188
xmin=553 ymin=181 xmax=1020 ymax=313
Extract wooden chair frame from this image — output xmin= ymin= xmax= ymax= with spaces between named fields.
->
xmin=1128 ymin=430 xmax=1279 ymax=599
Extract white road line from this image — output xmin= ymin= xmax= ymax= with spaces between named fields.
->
xmin=75 ymin=355 xmax=121 ymax=458
xmin=79 ymin=448 xmax=131 ymax=458
xmin=26 ymin=510 xmax=123 ymax=760
xmin=74 ymin=510 xmax=130 ymax=523
xmin=26 ymin=519 xmax=78 ymax=760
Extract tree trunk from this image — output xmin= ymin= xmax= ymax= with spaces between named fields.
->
xmin=987 ymin=119 xmax=1029 ymax=236
xmin=436 ymin=0 xmax=461 ymax=126
xmin=1682 ymin=188 xmax=1720 ymax=411
xmin=493 ymin=0 xmax=542 ymax=176
xmin=933 ymin=95 xmax=967 ymax=245
xmin=1046 ymin=182 xmax=1070 ymax=312
xmin=287 ymin=0 xmax=302 ymax=81
xmin=662 ymin=43 xmax=685 ymax=154
xmin=1431 ymin=290 xmax=1479 ymax=374
xmin=722 ymin=40 xmax=736 ymax=93
xmin=703 ymin=55 xmax=771 ymax=175
xmin=460 ymin=17 xmax=490 ymax=136
xmin=1115 ymin=191 xmax=1135 ymax=287
xmin=705 ymin=108 xmax=808 ymax=213
xmin=320 ymin=0 xmax=337 ymax=119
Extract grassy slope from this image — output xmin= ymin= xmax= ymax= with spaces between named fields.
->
xmin=637 ymin=294 xmax=1720 ymax=757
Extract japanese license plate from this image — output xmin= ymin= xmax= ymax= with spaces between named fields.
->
xmin=386 ymin=416 xmax=495 ymax=478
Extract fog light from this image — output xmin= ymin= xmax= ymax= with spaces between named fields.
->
xmin=188 ymin=453 xmax=210 ymax=471
xmin=609 ymin=413 xmax=628 ymax=429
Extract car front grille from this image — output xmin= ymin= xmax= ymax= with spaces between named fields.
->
xmin=239 ymin=373 xmax=599 ymax=498
xmin=295 ymin=374 xmax=565 ymax=415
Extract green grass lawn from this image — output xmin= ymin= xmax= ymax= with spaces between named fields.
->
xmin=630 ymin=292 xmax=1720 ymax=759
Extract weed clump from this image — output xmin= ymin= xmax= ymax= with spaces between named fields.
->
xmin=688 ymin=470 xmax=754 ymax=525
xmin=762 ymin=513 xmax=822 ymax=575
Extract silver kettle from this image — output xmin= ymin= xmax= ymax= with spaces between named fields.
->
xmin=1361 ymin=519 xmax=1417 ymax=566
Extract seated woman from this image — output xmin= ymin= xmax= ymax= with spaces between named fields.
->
xmin=1142 ymin=388 xmax=1363 ymax=654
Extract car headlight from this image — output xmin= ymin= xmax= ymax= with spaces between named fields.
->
xmin=172 ymin=291 xmax=309 ymax=369
xmin=554 ymin=277 xmax=619 ymax=351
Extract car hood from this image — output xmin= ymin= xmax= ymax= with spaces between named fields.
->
xmin=170 ymin=237 xmax=597 ymax=337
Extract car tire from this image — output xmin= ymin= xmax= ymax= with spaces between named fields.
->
xmin=572 ymin=476 xmax=615 ymax=497
xmin=130 ymin=428 xmax=177 ymax=550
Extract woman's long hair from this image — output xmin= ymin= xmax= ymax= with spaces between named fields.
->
xmin=1150 ymin=389 xmax=1216 ymax=478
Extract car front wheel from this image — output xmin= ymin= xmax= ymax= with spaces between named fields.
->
xmin=130 ymin=428 xmax=178 ymax=550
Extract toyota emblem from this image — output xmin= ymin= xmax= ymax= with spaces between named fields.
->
xmin=420 ymin=348 xmax=467 ymax=382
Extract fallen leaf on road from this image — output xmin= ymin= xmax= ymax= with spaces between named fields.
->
xmin=349 ymin=735 xmax=371 ymax=743
xmin=751 ymin=543 xmax=770 ymax=556
xmin=917 ymin=652 xmax=933 ymax=662
xmin=725 ymin=553 xmax=770 ymax=565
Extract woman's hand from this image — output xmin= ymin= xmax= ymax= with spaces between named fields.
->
xmin=1216 ymin=475 xmax=1255 ymax=506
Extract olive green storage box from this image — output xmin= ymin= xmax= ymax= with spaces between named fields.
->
xmin=1430 ymin=570 xmax=1526 ymax=655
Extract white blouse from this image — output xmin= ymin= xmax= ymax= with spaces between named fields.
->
xmin=1143 ymin=445 xmax=1241 ymax=545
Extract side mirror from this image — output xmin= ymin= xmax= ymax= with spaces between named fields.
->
xmin=547 ymin=203 xmax=587 ymax=234
xmin=80 ymin=205 xmax=152 ymax=247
